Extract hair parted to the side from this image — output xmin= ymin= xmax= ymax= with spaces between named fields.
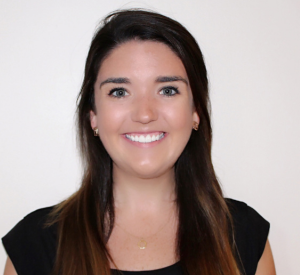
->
xmin=49 ymin=9 xmax=241 ymax=275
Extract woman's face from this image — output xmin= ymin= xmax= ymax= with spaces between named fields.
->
xmin=90 ymin=40 xmax=199 ymax=179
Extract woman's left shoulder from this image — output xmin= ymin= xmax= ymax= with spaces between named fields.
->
xmin=225 ymin=198 xmax=270 ymax=233
xmin=225 ymin=198 xmax=270 ymax=275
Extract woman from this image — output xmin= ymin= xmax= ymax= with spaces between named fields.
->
xmin=2 ymin=9 xmax=275 ymax=275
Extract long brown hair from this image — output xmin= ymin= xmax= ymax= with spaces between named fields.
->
xmin=49 ymin=9 xmax=240 ymax=275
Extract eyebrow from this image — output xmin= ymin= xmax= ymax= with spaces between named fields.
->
xmin=156 ymin=76 xmax=188 ymax=85
xmin=99 ymin=75 xmax=188 ymax=88
xmin=100 ymin=77 xmax=130 ymax=88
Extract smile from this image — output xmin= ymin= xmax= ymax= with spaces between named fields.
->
xmin=125 ymin=132 xmax=165 ymax=143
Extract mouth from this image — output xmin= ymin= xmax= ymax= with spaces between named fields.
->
xmin=124 ymin=132 xmax=165 ymax=143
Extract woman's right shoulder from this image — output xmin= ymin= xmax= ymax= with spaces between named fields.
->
xmin=19 ymin=206 xmax=55 ymax=224
xmin=2 ymin=206 xmax=58 ymax=275
xmin=4 ymin=206 xmax=57 ymax=238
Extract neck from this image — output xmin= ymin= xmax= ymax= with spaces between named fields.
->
xmin=112 ymin=165 xmax=176 ymax=213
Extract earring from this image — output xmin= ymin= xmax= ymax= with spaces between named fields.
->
xmin=193 ymin=121 xmax=199 ymax=131
xmin=93 ymin=127 xmax=99 ymax=136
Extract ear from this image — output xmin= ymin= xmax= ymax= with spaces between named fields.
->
xmin=89 ymin=110 xmax=97 ymax=129
xmin=192 ymin=110 xmax=200 ymax=124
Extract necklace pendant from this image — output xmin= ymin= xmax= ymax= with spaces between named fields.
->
xmin=138 ymin=239 xmax=147 ymax=249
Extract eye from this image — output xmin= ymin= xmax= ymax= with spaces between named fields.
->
xmin=159 ymin=86 xmax=179 ymax=96
xmin=108 ymin=88 xmax=129 ymax=98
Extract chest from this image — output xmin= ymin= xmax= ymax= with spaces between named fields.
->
xmin=107 ymin=221 xmax=178 ymax=271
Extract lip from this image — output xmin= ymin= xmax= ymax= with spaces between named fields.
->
xmin=121 ymin=132 xmax=167 ymax=148
xmin=123 ymin=131 xmax=164 ymax=136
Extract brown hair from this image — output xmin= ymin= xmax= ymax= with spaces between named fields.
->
xmin=49 ymin=9 xmax=240 ymax=275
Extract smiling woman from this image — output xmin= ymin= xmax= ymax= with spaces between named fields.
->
xmin=90 ymin=41 xmax=198 ymax=179
xmin=2 ymin=9 xmax=275 ymax=275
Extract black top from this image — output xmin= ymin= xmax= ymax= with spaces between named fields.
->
xmin=2 ymin=199 xmax=269 ymax=275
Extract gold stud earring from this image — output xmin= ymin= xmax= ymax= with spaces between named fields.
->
xmin=93 ymin=128 xmax=99 ymax=136
xmin=193 ymin=121 xmax=199 ymax=131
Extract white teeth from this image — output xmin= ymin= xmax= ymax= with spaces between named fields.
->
xmin=125 ymin=133 xmax=165 ymax=143
xmin=139 ymin=136 xmax=145 ymax=143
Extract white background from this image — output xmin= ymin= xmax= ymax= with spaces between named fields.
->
xmin=1 ymin=0 xmax=299 ymax=274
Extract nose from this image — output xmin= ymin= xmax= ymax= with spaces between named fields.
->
xmin=131 ymin=94 xmax=158 ymax=124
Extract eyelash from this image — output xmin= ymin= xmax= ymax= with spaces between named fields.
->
xmin=108 ymin=87 xmax=128 ymax=98
xmin=108 ymin=86 xmax=180 ymax=98
xmin=159 ymin=86 xmax=179 ymax=97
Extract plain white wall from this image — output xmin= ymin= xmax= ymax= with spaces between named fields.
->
xmin=1 ymin=0 xmax=299 ymax=274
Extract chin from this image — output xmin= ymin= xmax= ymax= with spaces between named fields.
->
xmin=131 ymin=164 xmax=174 ymax=179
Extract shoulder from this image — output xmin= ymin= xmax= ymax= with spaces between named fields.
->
xmin=15 ymin=206 xmax=54 ymax=227
xmin=225 ymin=198 xmax=270 ymax=275
xmin=3 ymin=206 xmax=56 ymax=246
xmin=225 ymin=198 xmax=270 ymax=239
xmin=2 ymin=207 xmax=57 ymax=275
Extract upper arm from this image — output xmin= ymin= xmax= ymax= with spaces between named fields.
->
xmin=255 ymin=239 xmax=276 ymax=275
xmin=3 ymin=257 xmax=18 ymax=275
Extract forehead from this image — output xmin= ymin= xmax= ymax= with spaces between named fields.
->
xmin=97 ymin=40 xmax=188 ymax=81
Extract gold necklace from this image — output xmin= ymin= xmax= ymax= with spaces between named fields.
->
xmin=115 ymin=210 xmax=175 ymax=250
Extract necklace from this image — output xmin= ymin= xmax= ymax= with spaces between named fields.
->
xmin=115 ymin=209 xmax=175 ymax=250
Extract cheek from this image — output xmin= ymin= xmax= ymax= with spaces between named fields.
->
xmin=164 ymin=102 xmax=193 ymax=131
xmin=96 ymin=102 xmax=126 ymax=140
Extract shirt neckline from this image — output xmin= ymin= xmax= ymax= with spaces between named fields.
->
xmin=111 ymin=261 xmax=180 ymax=273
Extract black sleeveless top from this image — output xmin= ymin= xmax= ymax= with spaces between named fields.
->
xmin=2 ymin=199 xmax=269 ymax=275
